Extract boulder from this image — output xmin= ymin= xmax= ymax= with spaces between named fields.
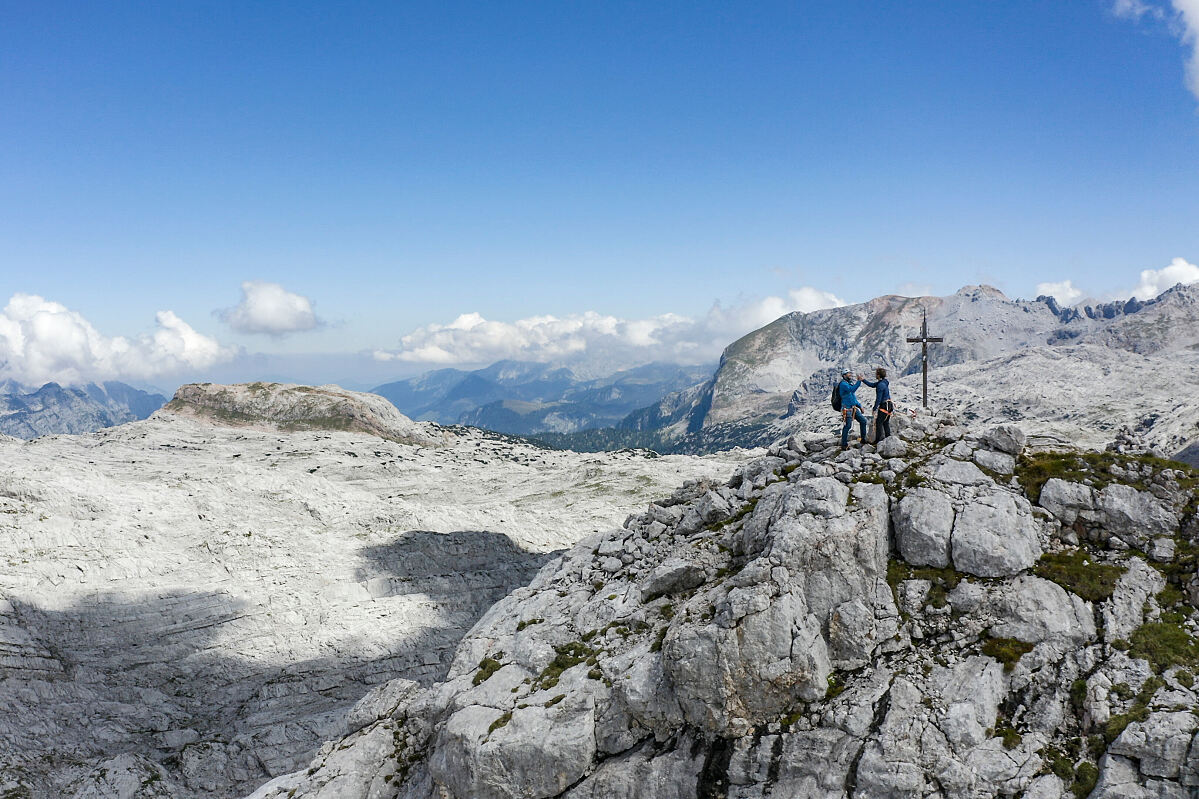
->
xmin=430 ymin=696 xmax=598 ymax=799
xmin=990 ymin=575 xmax=1096 ymax=645
xmin=973 ymin=448 xmax=1015 ymax=475
xmin=876 ymin=436 xmax=908 ymax=458
xmin=640 ymin=559 xmax=706 ymax=600
xmin=1098 ymin=484 xmax=1179 ymax=547
xmin=980 ymin=425 xmax=1027 ymax=455
xmin=893 ymin=487 xmax=954 ymax=568
xmin=951 ymin=493 xmax=1041 ymax=577
xmin=1103 ymin=557 xmax=1166 ymax=643
xmin=1108 ymin=711 xmax=1198 ymax=780
xmin=1038 ymin=479 xmax=1095 ymax=525
xmin=931 ymin=459 xmax=991 ymax=486
xmin=664 ymin=596 xmax=832 ymax=735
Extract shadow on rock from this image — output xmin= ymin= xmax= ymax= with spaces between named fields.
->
xmin=0 ymin=531 xmax=557 ymax=799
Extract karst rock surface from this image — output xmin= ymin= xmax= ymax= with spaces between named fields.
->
xmin=0 ymin=384 xmax=750 ymax=799
xmin=249 ymin=412 xmax=1199 ymax=799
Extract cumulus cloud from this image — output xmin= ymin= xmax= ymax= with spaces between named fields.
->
xmin=0 ymin=294 xmax=233 ymax=386
xmin=1035 ymin=280 xmax=1085 ymax=305
xmin=220 ymin=281 xmax=320 ymax=336
xmin=374 ymin=287 xmax=846 ymax=366
xmin=1128 ymin=256 xmax=1199 ymax=300
xmin=1115 ymin=0 xmax=1199 ymax=100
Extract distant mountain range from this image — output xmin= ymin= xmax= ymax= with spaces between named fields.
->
xmin=370 ymin=360 xmax=712 ymax=435
xmin=0 ymin=381 xmax=167 ymax=439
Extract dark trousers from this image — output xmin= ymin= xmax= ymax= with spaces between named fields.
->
xmin=875 ymin=409 xmax=892 ymax=441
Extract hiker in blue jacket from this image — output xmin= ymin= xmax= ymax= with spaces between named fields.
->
xmin=863 ymin=367 xmax=893 ymax=441
xmin=838 ymin=368 xmax=869 ymax=450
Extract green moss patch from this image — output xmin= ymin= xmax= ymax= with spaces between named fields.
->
xmin=996 ymin=725 xmax=1022 ymax=749
xmin=472 ymin=655 xmax=505 ymax=686
xmin=1042 ymin=745 xmax=1073 ymax=781
xmin=1103 ymin=676 xmax=1164 ymax=744
xmin=981 ymin=637 xmax=1035 ymax=672
xmin=1033 ymin=549 xmax=1125 ymax=603
xmin=537 ymin=642 xmax=598 ymax=689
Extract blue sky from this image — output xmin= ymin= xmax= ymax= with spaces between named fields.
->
xmin=2 ymin=1 xmax=1198 ymax=387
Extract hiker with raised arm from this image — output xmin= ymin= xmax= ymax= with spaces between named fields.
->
xmin=863 ymin=367 xmax=894 ymax=442
xmin=834 ymin=368 xmax=869 ymax=450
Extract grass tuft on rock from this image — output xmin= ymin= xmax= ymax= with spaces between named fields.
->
xmin=1015 ymin=449 xmax=1199 ymax=504
xmin=981 ymin=637 xmax=1035 ymax=672
xmin=1128 ymin=622 xmax=1199 ymax=672
xmin=1071 ymin=762 xmax=1099 ymax=799
xmin=886 ymin=560 xmax=962 ymax=604
xmin=1033 ymin=549 xmax=1125 ymax=603
xmin=487 ymin=711 xmax=513 ymax=735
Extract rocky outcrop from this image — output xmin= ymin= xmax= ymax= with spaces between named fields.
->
xmin=161 ymin=382 xmax=439 ymax=445
xmin=248 ymin=415 xmax=1199 ymax=799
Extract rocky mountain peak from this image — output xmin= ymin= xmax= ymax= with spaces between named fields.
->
xmin=252 ymin=413 xmax=1199 ymax=799
xmin=161 ymin=382 xmax=440 ymax=446
xmin=954 ymin=283 xmax=1008 ymax=300
xmin=612 ymin=282 xmax=1199 ymax=458
xmin=0 ymin=379 xmax=166 ymax=439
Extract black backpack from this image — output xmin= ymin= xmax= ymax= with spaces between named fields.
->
xmin=831 ymin=382 xmax=842 ymax=412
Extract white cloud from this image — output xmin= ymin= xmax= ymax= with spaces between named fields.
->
xmin=220 ymin=281 xmax=320 ymax=335
xmin=1128 ymin=256 xmax=1199 ymax=300
xmin=1175 ymin=0 xmax=1199 ymax=99
xmin=1113 ymin=0 xmax=1166 ymax=20
xmin=1035 ymin=280 xmax=1084 ymax=305
xmin=374 ymin=287 xmax=846 ymax=366
xmin=1114 ymin=1 xmax=1199 ymax=100
xmin=0 ymin=294 xmax=233 ymax=386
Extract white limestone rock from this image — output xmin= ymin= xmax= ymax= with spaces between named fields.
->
xmin=1108 ymin=711 xmax=1198 ymax=780
xmin=1097 ymin=484 xmax=1180 ymax=548
xmin=876 ymin=435 xmax=908 ymax=458
xmin=893 ymin=487 xmax=955 ymax=568
xmin=1102 ymin=557 xmax=1165 ymax=642
xmin=951 ymin=492 xmax=1042 ymax=577
xmin=973 ymin=448 xmax=1016 ymax=475
xmin=981 ymin=424 xmax=1027 ymax=455
xmin=990 ymin=575 xmax=1097 ymax=646
xmin=1038 ymin=478 xmax=1096 ymax=525
xmin=931 ymin=458 xmax=991 ymax=486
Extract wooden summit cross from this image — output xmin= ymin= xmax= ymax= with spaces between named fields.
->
xmin=906 ymin=311 xmax=943 ymax=408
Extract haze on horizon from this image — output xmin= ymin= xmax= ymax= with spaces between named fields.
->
xmin=2 ymin=1 xmax=1198 ymax=390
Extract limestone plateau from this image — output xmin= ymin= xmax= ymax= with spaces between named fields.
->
xmin=247 ymin=413 xmax=1199 ymax=799
xmin=0 ymin=383 xmax=747 ymax=798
